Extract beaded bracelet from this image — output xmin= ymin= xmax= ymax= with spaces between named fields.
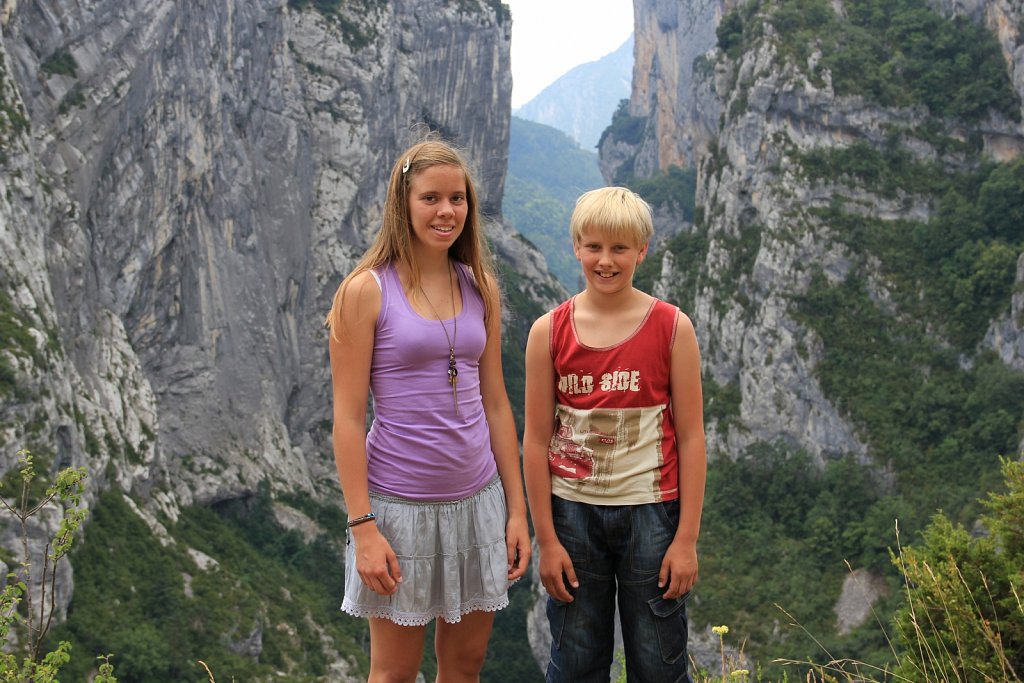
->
xmin=346 ymin=512 xmax=376 ymax=528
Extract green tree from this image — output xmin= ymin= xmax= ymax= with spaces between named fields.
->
xmin=0 ymin=451 xmax=108 ymax=682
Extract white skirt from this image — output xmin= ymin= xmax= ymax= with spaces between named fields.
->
xmin=341 ymin=476 xmax=511 ymax=626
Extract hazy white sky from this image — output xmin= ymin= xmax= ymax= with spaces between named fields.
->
xmin=504 ymin=0 xmax=634 ymax=108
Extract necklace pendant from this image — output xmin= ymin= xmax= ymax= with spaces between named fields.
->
xmin=447 ymin=356 xmax=458 ymax=387
xmin=448 ymin=357 xmax=459 ymax=414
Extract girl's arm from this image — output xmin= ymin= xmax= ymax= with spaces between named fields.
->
xmin=478 ymin=277 xmax=532 ymax=580
xmin=329 ymin=271 xmax=401 ymax=595
xmin=523 ymin=314 xmax=578 ymax=602
xmin=659 ymin=311 xmax=707 ymax=599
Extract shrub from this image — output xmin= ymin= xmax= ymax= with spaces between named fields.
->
xmin=892 ymin=458 xmax=1024 ymax=681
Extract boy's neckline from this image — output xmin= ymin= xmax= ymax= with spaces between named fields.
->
xmin=569 ymin=291 xmax=657 ymax=350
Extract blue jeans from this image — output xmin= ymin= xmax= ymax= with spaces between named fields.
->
xmin=545 ymin=497 xmax=692 ymax=683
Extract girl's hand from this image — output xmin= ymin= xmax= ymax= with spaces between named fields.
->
xmin=505 ymin=515 xmax=532 ymax=581
xmin=352 ymin=525 xmax=402 ymax=595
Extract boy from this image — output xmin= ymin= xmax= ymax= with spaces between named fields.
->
xmin=523 ymin=187 xmax=707 ymax=682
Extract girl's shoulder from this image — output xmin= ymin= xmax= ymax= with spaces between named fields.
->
xmin=341 ymin=269 xmax=384 ymax=309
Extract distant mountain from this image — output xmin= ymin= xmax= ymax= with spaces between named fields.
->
xmin=503 ymin=116 xmax=604 ymax=289
xmin=515 ymin=35 xmax=633 ymax=150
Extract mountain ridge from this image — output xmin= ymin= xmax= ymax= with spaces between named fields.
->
xmin=515 ymin=34 xmax=633 ymax=150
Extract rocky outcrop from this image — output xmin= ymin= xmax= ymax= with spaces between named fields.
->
xmin=834 ymin=568 xmax=889 ymax=636
xmin=985 ymin=252 xmax=1024 ymax=454
xmin=599 ymin=0 xmax=734 ymax=181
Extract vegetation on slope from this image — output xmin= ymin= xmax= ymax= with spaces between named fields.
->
xmin=48 ymin=486 xmax=368 ymax=681
xmin=503 ymin=116 xmax=604 ymax=290
xmin=719 ymin=0 xmax=1020 ymax=123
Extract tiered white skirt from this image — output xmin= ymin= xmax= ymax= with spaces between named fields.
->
xmin=341 ymin=477 xmax=511 ymax=626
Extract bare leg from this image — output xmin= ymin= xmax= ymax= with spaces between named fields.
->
xmin=369 ymin=617 xmax=429 ymax=683
xmin=433 ymin=610 xmax=496 ymax=683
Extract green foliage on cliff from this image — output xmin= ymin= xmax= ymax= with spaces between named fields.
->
xmin=600 ymin=99 xmax=648 ymax=183
xmin=0 ymin=290 xmax=42 ymax=366
xmin=286 ymin=0 xmax=382 ymax=49
xmin=40 ymin=50 xmax=78 ymax=79
xmin=604 ymin=99 xmax=647 ymax=145
xmin=719 ymin=0 xmax=1021 ymax=123
xmin=797 ymin=272 xmax=1024 ymax=521
xmin=630 ymin=165 xmax=698 ymax=220
xmin=792 ymin=153 xmax=1024 ymax=518
xmin=633 ymin=224 xmax=708 ymax=315
xmin=1 ymin=55 xmax=30 ymax=148
xmin=802 ymin=156 xmax=1024 ymax=352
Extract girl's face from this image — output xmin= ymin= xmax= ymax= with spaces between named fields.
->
xmin=407 ymin=164 xmax=468 ymax=253
xmin=573 ymin=228 xmax=647 ymax=294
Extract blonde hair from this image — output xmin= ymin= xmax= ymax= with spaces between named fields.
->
xmin=325 ymin=139 xmax=498 ymax=338
xmin=569 ymin=187 xmax=653 ymax=248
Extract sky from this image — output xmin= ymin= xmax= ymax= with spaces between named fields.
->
xmin=504 ymin=0 xmax=634 ymax=109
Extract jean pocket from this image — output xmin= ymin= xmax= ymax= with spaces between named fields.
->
xmin=551 ymin=497 xmax=590 ymax=568
xmin=654 ymin=499 xmax=681 ymax=530
xmin=646 ymin=593 xmax=690 ymax=664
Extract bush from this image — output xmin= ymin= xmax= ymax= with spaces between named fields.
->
xmin=891 ymin=458 xmax=1024 ymax=680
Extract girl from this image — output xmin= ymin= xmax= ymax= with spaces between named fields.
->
xmin=326 ymin=139 xmax=531 ymax=682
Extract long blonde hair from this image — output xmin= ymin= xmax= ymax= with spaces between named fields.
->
xmin=325 ymin=139 xmax=499 ymax=339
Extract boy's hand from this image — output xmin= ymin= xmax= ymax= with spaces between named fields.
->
xmin=538 ymin=540 xmax=579 ymax=602
xmin=506 ymin=515 xmax=532 ymax=581
xmin=659 ymin=538 xmax=698 ymax=599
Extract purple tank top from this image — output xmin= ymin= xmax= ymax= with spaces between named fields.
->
xmin=364 ymin=262 xmax=498 ymax=500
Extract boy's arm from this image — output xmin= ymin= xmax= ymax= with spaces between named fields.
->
xmin=478 ymin=278 xmax=531 ymax=581
xmin=523 ymin=314 xmax=579 ymax=601
xmin=660 ymin=311 xmax=707 ymax=600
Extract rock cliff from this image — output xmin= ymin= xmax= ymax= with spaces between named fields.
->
xmin=0 ymin=0 xmax=560 ymax=670
xmin=614 ymin=0 xmax=1024 ymax=463
xmin=574 ymin=0 xmax=1024 ymax=673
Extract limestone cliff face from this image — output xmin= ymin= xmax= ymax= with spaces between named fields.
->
xmin=0 ymin=0 xmax=560 ymax=646
xmin=615 ymin=0 xmax=1024 ymax=464
xmin=600 ymin=0 xmax=733 ymax=181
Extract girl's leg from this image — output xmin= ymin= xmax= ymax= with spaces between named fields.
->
xmin=369 ymin=617 xmax=429 ymax=683
xmin=433 ymin=609 xmax=496 ymax=683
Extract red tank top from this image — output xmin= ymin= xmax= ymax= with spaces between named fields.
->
xmin=548 ymin=296 xmax=680 ymax=504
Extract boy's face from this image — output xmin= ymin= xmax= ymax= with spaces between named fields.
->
xmin=573 ymin=228 xmax=648 ymax=294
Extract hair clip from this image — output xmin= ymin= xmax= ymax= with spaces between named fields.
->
xmin=402 ymin=158 xmax=411 ymax=174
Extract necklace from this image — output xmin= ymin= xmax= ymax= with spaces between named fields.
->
xmin=418 ymin=263 xmax=460 ymax=415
